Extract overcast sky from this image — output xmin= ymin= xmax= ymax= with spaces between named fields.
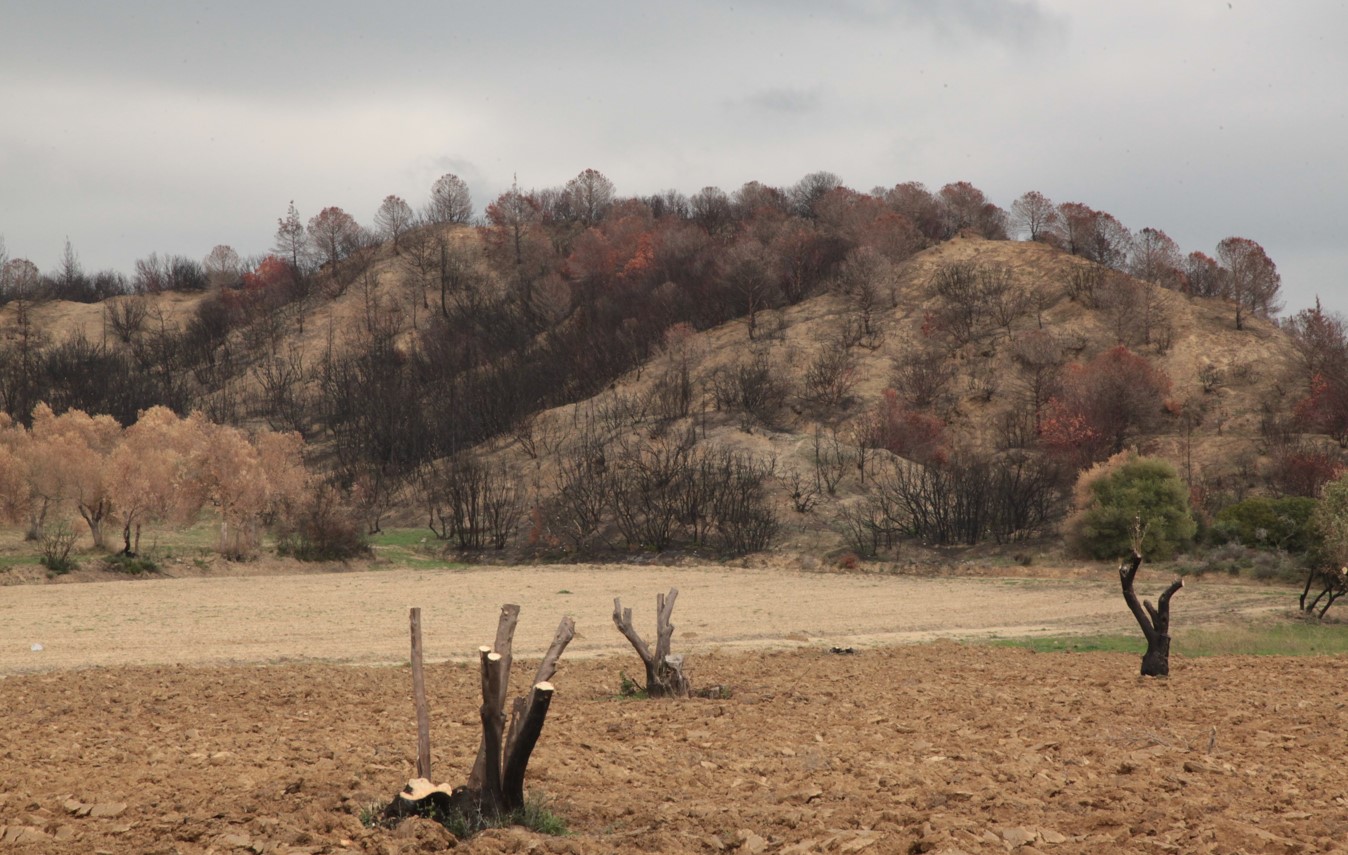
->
xmin=2 ymin=1 xmax=1344 ymax=317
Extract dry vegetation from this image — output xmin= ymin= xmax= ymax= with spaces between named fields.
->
xmin=4 ymin=187 xmax=1347 ymax=850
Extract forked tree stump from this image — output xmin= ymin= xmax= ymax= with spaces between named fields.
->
xmin=1120 ymin=551 xmax=1184 ymax=677
xmin=613 ymin=587 xmax=690 ymax=698
xmin=386 ymin=605 xmax=575 ymax=826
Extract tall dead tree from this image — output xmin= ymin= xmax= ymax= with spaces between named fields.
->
xmin=1119 ymin=551 xmax=1183 ymax=677
xmin=613 ymin=587 xmax=689 ymax=698
xmin=387 ymin=604 xmax=575 ymax=826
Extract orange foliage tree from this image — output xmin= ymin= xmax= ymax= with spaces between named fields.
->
xmin=0 ymin=404 xmax=313 ymax=559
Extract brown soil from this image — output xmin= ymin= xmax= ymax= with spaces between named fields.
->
xmin=1 ymin=565 xmax=1341 ymax=854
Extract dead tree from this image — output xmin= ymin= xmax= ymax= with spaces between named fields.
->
xmin=613 ymin=587 xmax=690 ymax=698
xmin=1299 ymin=566 xmax=1348 ymax=618
xmin=386 ymin=604 xmax=575 ymax=826
xmin=1119 ymin=551 xmax=1183 ymax=677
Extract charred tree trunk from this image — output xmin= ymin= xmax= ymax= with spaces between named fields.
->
xmin=1119 ymin=551 xmax=1184 ymax=677
xmin=387 ymin=606 xmax=575 ymax=828
xmin=1299 ymin=567 xmax=1347 ymax=618
xmin=613 ymin=587 xmax=690 ymax=698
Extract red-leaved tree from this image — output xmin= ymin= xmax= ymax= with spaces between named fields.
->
xmin=1040 ymin=346 xmax=1172 ymax=466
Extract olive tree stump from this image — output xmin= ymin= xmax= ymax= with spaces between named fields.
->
xmin=613 ymin=587 xmax=689 ymax=698
xmin=386 ymin=604 xmax=575 ymax=826
xmin=1120 ymin=551 xmax=1183 ymax=677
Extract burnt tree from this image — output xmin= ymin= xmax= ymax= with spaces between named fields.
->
xmin=386 ymin=604 xmax=575 ymax=827
xmin=1119 ymin=551 xmax=1183 ymax=677
xmin=613 ymin=587 xmax=689 ymax=698
xmin=1299 ymin=566 xmax=1348 ymax=618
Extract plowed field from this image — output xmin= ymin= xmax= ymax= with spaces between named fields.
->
xmin=2 ymin=564 xmax=1343 ymax=854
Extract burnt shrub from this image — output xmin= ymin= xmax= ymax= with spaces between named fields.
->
xmin=422 ymin=453 xmax=523 ymax=551
xmin=276 ymin=486 xmax=372 ymax=561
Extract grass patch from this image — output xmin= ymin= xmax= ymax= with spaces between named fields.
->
xmin=369 ymin=792 xmax=567 ymax=838
xmin=988 ymin=618 xmax=1348 ymax=658
xmin=617 ymin=671 xmax=649 ymax=699
xmin=987 ymin=635 xmax=1143 ymax=655
xmin=103 ymin=553 xmax=160 ymax=575
xmin=368 ymin=528 xmax=469 ymax=571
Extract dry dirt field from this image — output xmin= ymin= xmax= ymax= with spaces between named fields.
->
xmin=2 ymin=564 xmax=1345 ymax=854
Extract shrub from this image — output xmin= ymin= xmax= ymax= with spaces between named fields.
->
xmin=103 ymin=553 xmax=159 ymax=575
xmin=1065 ymin=452 xmax=1197 ymax=560
xmin=39 ymin=521 xmax=79 ymax=575
xmin=276 ymin=486 xmax=371 ymax=561
xmin=1211 ymin=496 xmax=1318 ymax=554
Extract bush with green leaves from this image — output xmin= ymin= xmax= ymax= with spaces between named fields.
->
xmin=1211 ymin=496 xmax=1318 ymax=554
xmin=1066 ymin=452 xmax=1197 ymax=560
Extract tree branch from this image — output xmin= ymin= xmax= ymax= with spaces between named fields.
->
xmin=1119 ymin=551 xmax=1155 ymax=641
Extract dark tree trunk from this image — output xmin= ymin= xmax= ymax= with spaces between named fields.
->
xmin=1119 ymin=551 xmax=1183 ymax=677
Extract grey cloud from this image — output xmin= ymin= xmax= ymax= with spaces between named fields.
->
xmin=737 ymin=88 xmax=824 ymax=114
xmin=741 ymin=0 xmax=1066 ymax=47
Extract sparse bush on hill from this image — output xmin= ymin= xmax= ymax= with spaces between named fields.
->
xmin=855 ymin=449 xmax=1067 ymax=547
xmin=1264 ymin=441 xmax=1343 ymax=498
xmin=1039 ymin=346 xmax=1171 ymax=466
xmin=538 ymin=432 xmax=777 ymax=558
xmin=423 ymin=453 xmax=523 ymax=551
xmin=710 ymin=349 xmax=789 ymax=432
xmin=4 ymin=169 xmax=1327 ymax=569
xmin=1066 ymin=452 xmax=1196 ymax=561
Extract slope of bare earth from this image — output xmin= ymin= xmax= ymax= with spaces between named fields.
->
xmin=3 ymin=563 xmax=1343 ymax=853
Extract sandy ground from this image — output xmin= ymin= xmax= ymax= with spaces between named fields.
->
xmin=0 ymin=563 xmax=1288 ymax=673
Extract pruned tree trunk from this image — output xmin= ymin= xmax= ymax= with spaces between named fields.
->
xmin=409 ymin=608 xmax=431 ymax=781
xmin=1119 ymin=551 xmax=1183 ymax=677
xmin=387 ymin=607 xmax=575 ymax=827
xmin=613 ymin=587 xmax=690 ymax=698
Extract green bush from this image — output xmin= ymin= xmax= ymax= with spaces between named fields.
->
xmin=103 ymin=553 xmax=159 ymax=575
xmin=1211 ymin=496 xmax=1318 ymax=553
xmin=1066 ymin=453 xmax=1197 ymax=560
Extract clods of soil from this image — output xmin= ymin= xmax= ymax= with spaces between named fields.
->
xmin=2 ymin=643 xmax=1346 ymax=853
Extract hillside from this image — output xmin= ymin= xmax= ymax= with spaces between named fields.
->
xmin=0 ymin=226 xmax=1321 ymax=562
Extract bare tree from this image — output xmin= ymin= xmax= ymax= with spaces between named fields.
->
xmin=373 ymin=194 xmax=415 ymax=253
xmin=307 ymin=206 xmax=364 ymax=269
xmin=424 ymin=172 xmax=475 ymax=224
xmin=274 ymin=200 xmax=310 ymax=271
xmin=386 ymin=605 xmax=575 ymax=827
xmin=1010 ymin=190 xmax=1058 ymax=241
xmin=202 ymin=244 xmax=242 ymax=289
xmin=563 ymin=168 xmax=616 ymax=226
xmin=789 ymin=170 xmax=844 ymax=218
xmin=1216 ymin=236 xmax=1281 ymax=330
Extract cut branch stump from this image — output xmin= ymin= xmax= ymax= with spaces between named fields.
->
xmin=1119 ymin=550 xmax=1183 ymax=677
xmin=409 ymin=608 xmax=431 ymax=780
xmin=386 ymin=605 xmax=575 ymax=829
xmin=613 ymin=587 xmax=690 ymax=698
